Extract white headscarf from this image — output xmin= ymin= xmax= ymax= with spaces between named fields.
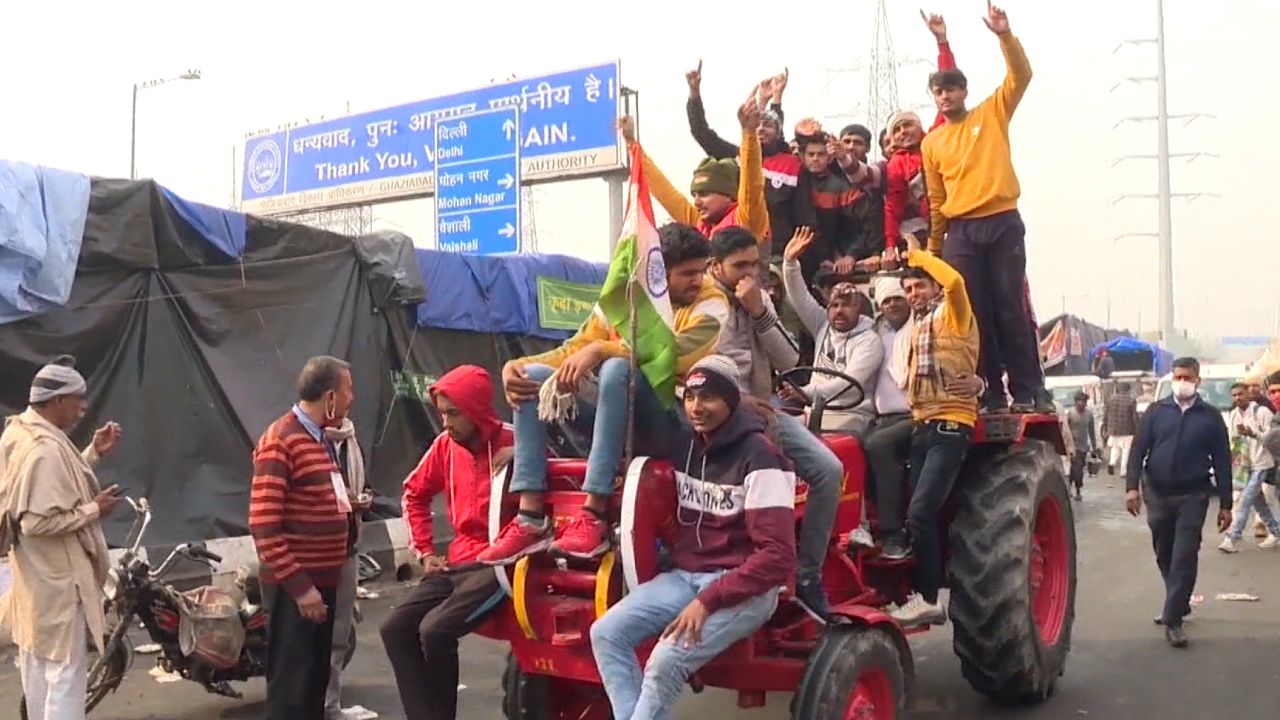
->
xmin=28 ymin=356 xmax=86 ymax=404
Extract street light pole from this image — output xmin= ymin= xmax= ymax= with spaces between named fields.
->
xmin=1154 ymin=0 xmax=1175 ymax=343
xmin=130 ymin=70 xmax=201 ymax=180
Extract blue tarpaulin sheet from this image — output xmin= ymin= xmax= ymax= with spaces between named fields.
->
xmin=0 ymin=161 xmax=91 ymax=324
xmin=161 ymin=187 xmax=246 ymax=259
xmin=415 ymin=249 xmax=606 ymax=339
xmin=1091 ymin=337 xmax=1174 ymax=375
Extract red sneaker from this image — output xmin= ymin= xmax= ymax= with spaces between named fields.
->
xmin=550 ymin=509 xmax=611 ymax=559
xmin=477 ymin=517 xmax=552 ymax=566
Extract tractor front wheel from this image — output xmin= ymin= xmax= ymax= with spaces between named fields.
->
xmin=947 ymin=438 xmax=1077 ymax=702
xmin=792 ymin=626 xmax=908 ymax=720
xmin=501 ymin=654 xmax=613 ymax=720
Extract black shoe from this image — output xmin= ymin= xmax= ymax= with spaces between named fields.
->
xmin=982 ymin=399 xmax=1009 ymax=414
xmin=1165 ymin=625 xmax=1189 ymax=648
xmin=880 ymin=531 xmax=912 ymax=561
xmin=793 ymin=576 xmax=831 ymax=622
xmin=1107 ymin=464 xmax=1115 ymax=475
xmin=1033 ymin=394 xmax=1057 ymax=414
xmin=1073 ymin=488 xmax=1083 ymax=501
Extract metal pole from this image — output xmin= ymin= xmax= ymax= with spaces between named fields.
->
xmin=130 ymin=83 xmax=139 ymax=180
xmin=607 ymin=174 xmax=625 ymax=252
xmin=1155 ymin=0 xmax=1175 ymax=341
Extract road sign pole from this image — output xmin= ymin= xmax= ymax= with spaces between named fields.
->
xmin=607 ymin=171 xmax=626 ymax=252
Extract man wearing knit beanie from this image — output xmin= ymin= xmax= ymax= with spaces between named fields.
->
xmin=591 ymin=353 xmax=795 ymax=720
xmin=2 ymin=356 xmax=124 ymax=720
xmin=618 ymin=88 xmax=769 ymax=247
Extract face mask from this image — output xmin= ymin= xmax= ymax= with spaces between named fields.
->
xmin=1172 ymin=380 xmax=1197 ymax=401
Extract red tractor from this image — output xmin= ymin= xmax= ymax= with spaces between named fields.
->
xmin=475 ymin=367 xmax=1076 ymax=719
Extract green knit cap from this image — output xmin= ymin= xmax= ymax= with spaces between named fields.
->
xmin=689 ymin=158 xmax=738 ymax=198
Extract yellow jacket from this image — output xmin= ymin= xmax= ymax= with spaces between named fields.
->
xmin=639 ymin=128 xmax=770 ymax=245
xmin=905 ymin=250 xmax=980 ymax=427
xmin=516 ymin=276 xmax=729 ymax=384
xmin=922 ymin=33 xmax=1032 ymax=252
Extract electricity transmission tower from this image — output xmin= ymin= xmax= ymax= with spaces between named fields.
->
xmin=867 ymin=0 xmax=900 ymax=133
xmin=281 ymin=206 xmax=374 ymax=236
xmin=1112 ymin=0 xmax=1217 ymax=342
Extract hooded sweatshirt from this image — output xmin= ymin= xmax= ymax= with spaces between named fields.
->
xmin=781 ymin=259 xmax=882 ymax=432
xmin=712 ymin=279 xmax=800 ymax=400
xmin=667 ymin=406 xmax=796 ymax=614
xmin=402 ymin=366 xmax=513 ymax=564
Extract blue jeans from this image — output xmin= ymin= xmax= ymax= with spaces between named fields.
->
xmin=589 ymin=569 xmax=778 ymax=720
xmin=775 ymin=412 xmax=843 ymax=578
xmin=1228 ymin=469 xmax=1280 ymax=540
xmin=510 ymin=358 xmax=677 ymax=496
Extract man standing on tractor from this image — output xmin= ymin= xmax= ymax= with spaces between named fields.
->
xmin=478 ymin=224 xmax=729 ymax=565
xmin=1125 ymin=357 xmax=1233 ymax=648
xmin=920 ymin=1 xmax=1050 ymax=414
xmin=589 ymin=355 xmax=795 ymax=720
xmin=381 ymin=365 xmax=511 ymax=720
xmin=705 ymin=225 xmax=845 ymax=621
xmin=892 ymin=234 xmax=980 ymax=627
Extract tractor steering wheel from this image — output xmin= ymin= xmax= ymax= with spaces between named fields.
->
xmin=778 ymin=366 xmax=867 ymax=412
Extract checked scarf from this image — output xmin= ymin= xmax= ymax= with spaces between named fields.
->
xmin=911 ymin=300 xmax=943 ymax=378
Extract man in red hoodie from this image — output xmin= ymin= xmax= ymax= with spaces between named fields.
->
xmin=379 ymin=365 xmax=511 ymax=720
xmin=883 ymin=11 xmax=957 ymax=266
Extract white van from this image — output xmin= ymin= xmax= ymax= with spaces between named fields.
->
xmin=1046 ymin=375 xmax=1104 ymax=411
xmin=1149 ymin=363 xmax=1247 ymax=422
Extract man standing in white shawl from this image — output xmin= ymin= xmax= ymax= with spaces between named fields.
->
xmin=0 ymin=355 xmax=124 ymax=720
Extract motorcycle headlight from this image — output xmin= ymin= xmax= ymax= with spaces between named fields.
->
xmin=102 ymin=568 xmax=122 ymax=601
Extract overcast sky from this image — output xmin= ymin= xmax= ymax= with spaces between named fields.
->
xmin=3 ymin=0 xmax=1276 ymax=345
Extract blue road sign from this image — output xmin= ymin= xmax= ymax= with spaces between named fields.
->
xmin=435 ymin=109 xmax=520 ymax=255
xmin=240 ymin=61 xmax=622 ymax=216
xmin=1221 ymin=336 xmax=1272 ymax=347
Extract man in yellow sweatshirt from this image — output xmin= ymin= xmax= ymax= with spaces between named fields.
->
xmin=479 ymin=224 xmax=729 ymax=565
xmin=921 ymin=1 xmax=1048 ymax=414
xmin=891 ymin=233 xmax=980 ymax=627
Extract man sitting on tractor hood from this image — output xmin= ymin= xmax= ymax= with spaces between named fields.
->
xmin=590 ymin=355 xmax=795 ymax=720
xmin=381 ymin=365 xmax=511 ymax=720
xmin=479 ymin=224 xmax=729 ymax=565
xmin=892 ymin=234 xmax=980 ymax=627
xmin=705 ymin=225 xmax=844 ymax=622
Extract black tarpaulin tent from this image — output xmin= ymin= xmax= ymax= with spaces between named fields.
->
xmin=0 ymin=178 xmax=433 ymax=545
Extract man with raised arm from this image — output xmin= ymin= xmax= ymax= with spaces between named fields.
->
xmin=920 ymin=2 xmax=1049 ymax=414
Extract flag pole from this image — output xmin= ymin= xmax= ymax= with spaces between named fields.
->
xmin=624 ymin=267 xmax=637 ymax=469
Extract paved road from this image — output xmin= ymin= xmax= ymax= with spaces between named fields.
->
xmin=5 ymin=478 xmax=1280 ymax=719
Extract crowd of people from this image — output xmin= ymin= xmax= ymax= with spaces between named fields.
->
xmin=5 ymin=4 xmax=1270 ymax=720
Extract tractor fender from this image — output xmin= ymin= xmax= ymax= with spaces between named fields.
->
xmin=827 ymin=604 xmax=916 ymax=704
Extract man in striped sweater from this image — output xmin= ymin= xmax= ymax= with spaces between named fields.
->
xmin=250 ymin=356 xmax=359 ymax=720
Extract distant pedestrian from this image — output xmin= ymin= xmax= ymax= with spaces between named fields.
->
xmin=1102 ymin=382 xmax=1140 ymax=475
xmin=1 ymin=356 xmax=125 ymax=720
xmin=1125 ymin=357 xmax=1232 ymax=649
xmin=1218 ymin=383 xmax=1279 ymax=552
xmin=250 ymin=356 xmax=357 ymax=720
xmin=1065 ymin=392 xmax=1096 ymax=501
xmin=1094 ymin=348 xmax=1115 ymax=379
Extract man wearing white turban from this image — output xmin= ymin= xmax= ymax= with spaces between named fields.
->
xmin=0 ymin=355 xmax=124 ymax=720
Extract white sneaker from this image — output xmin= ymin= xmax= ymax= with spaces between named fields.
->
xmin=847 ymin=527 xmax=875 ymax=549
xmin=1218 ymin=537 xmax=1241 ymax=553
xmin=1259 ymin=535 xmax=1280 ymax=549
xmin=890 ymin=593 xmax=947 ymax=627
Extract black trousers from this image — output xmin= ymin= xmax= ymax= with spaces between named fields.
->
xmin=1069 ymin=451 xmax=1087 ymax=490
xmin=263 ymin=583 xmax=337 ymax=720
xmin=943 ymin=209 xmax=1043 ymax=405
xmin=1144 ymin=487 xmax=1210 ymax=628
xmin=908 ymin=420 xmax=973 ymax=604
xmin=865 ymin=412 xmax=914 ymax=535
xmin=380 ymin=567 xmax=503 ymax=720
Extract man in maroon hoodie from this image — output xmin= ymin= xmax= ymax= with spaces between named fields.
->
xmin=589 ymin=355 xmax=795 ymax=720
xmin=380 ymin=365 xmax=511 ymax=720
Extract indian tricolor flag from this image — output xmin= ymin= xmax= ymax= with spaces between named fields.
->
xmin=598 ymin=144 xmax=678 ymax=407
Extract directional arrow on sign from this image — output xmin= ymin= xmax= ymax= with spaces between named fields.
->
xmin=498 ymin=223 xmax=516 ymax=238
xmin=502 ymin=118 xmax=516 ymax=141
xmin=497 ymin=173 xmax=515 ymax=190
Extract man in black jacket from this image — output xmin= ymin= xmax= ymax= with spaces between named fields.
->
xmin=1125 ymin=356 xmax=1232 ymax=648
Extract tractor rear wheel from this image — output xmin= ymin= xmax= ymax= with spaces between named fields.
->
xmin=947 ymin=438 xmax=1077 ymax=702
xmin=501 ymin=654 xmax=613 ymax=720
xmin=792 ymin=626 xmax=908 ymax=719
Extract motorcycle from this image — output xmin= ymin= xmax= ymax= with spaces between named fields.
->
xmin=19 ymin=497 xmax=356 ymax=718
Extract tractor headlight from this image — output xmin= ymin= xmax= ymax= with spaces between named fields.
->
xmin=102 ymin=568 xmax=122 ymax=601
